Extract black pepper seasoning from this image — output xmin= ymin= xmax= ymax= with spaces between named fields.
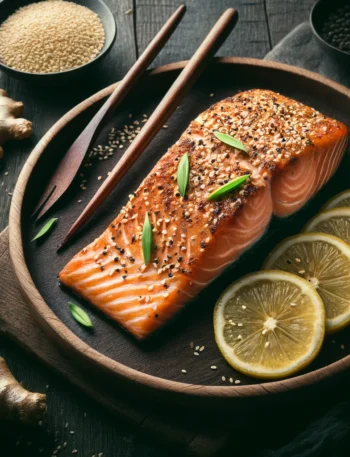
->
xmin=321 ymin=5 xmax=350 ymax=54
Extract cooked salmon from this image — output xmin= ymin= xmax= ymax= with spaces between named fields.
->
xmin=59 ymin=89 xmax=348 ymax=339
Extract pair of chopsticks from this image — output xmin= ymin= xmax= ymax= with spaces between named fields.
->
xmin=34 ymin=6 xmax=238 ymax=249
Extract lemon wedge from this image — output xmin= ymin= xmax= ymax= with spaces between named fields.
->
xmin=322 ymin=189 xmax=350 ymax=210
xmin=214 ymin=270 xmax=325 ymax=379
xmin=303 ymin=208 xmax=350 ymax=244
xmin=264 ymin=233 xmax=350 ymax=333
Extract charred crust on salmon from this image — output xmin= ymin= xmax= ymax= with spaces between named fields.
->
xmin=59 ymin=89 xmax=348 ymax=339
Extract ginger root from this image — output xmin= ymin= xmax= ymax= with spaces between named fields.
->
xmin=0 ymin=357 xmax=47 ymax=424
xmin=0 ymin=89 xmax=32 ymax=160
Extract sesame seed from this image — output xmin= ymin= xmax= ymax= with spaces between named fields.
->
xmin=0 ymin=2 xmax=105 ymax=73
xmin=210 ymin=365 xmax=217 ymax=370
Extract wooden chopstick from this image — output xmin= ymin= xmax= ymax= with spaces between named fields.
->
xmin=33 ymin=4 xmax=186 ymax=220
xmin=59 ymin=8 xmax=238 ymax=249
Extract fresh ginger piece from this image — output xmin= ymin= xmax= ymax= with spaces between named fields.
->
xmin=0 ymin=357 xmax=47 ymax=424
xmin=0 ymin=89 xmax=32 ymax=160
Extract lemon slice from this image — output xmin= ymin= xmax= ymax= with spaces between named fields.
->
xmin=303 ymin=208 xmax=350 ymax=244
xmin=214 ymin=271 xmax=325 ymax=379
xmin=264 ymin=233 xmax=350 ymax=333
xmin=322 ymin=189 xmax=350 ymax=210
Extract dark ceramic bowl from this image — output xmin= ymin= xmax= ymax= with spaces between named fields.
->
xmin=0 ymin=0 xmax=117 ymax=84
xmin=310 ymin=0 xmax=350 ymax=65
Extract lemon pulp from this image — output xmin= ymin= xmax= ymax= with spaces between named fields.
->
xmin=322 ymin=189 xmax=350 ymax=210
xmin=214 ymin=270 xmax=325 ymax=379
xmin=303 ymin=208 xmax=350 ymax=245
xmin=264 ymin=233 xmax=350 ymax=333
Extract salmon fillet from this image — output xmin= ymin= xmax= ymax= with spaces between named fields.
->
xmin=59 ymin=89 xmax=348 ymax=339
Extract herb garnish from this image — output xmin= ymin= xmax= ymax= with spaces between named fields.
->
xmin=214 ymin=131 xmax=248 ymax=153
xmin=142 ymin=213 xmax=152 ymax=265
xmin=177 ymin=153 xmax=189 ymax=197
xmin=68 ymin=302 xmax=93 ymax=328
xmin=32 ymin=218 xmax=58 ymax=241
xmin=207 ymin=174 xmax=250 ymax=201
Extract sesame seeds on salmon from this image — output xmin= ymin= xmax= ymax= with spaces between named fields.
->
xmin=59 ymin=89 xmax=348 ymax=339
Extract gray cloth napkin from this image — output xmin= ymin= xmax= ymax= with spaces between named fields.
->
xmin=264 ymin=22 xmax=350 ymax=88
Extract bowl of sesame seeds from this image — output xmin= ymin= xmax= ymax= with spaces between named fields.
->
xmin=310 ymin=0 xmax=350 ymax=64
xmin=0 ymin=0 xmax=117 ymax=83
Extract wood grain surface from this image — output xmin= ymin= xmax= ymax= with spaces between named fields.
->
xmin=0 ymin=1 xmax=319 ymax=456
xmin=2 ymin=217 xmax=350 ymax=456
xmin=0 ymin=228 xmax=230 ymax=457
xmin=8 ymin=58 xmax=350 ymax=402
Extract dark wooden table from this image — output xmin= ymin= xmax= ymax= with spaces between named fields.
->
xmin=0 ymin=1 xmax=314 ymax=456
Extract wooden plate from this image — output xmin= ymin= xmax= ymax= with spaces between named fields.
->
xmin=9 ymin=58 xmax=350 ymax=406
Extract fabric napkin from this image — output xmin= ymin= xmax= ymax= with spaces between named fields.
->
xmin=265 ymin=22 xmax=349 ymax=88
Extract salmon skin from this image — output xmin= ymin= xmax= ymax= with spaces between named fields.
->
xmin=59 ymin=89 xmax=348 ymax=339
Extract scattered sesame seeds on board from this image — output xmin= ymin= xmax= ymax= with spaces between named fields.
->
xmin=74 ymin=114 xmax=146 ymax=199
xmin=83 ymin=115 xmax=145 ymax=171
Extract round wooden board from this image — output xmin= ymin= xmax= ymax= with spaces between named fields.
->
xmin=9 ymin=58 xmax=350 ymax=406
